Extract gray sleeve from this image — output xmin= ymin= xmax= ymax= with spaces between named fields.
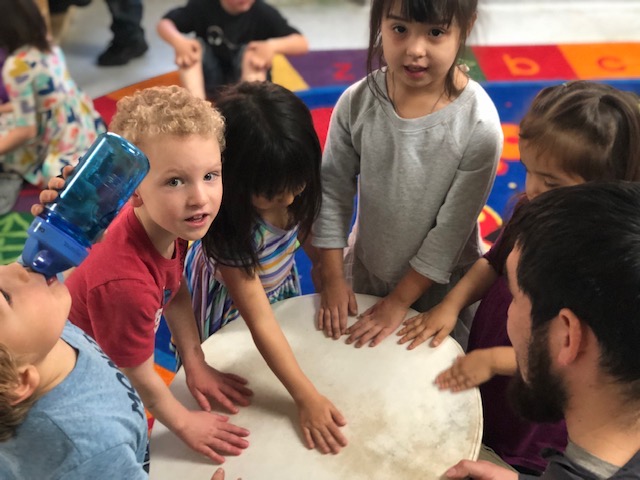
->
xmin=410 ymin=116 xmax=503 ymax=283
xmin=60 ymin=444 xmax=148 ymax=480
xmin=312 ymin=88 xmax=361 ymax=249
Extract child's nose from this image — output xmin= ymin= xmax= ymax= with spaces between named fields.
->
xmin=525 ymin=175 xmax=541 ymax=200
xmin=189 ymin=183 xmax=208 ymax=206
xmin=406 ymin=34 xmax=428 ymax=58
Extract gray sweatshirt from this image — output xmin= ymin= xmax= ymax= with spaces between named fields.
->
xmin=313 ymin=71 xmax=503 ymax=288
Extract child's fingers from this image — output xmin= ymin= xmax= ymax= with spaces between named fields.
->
xmin=198 ymin=445 xmax=225 ymax=464
xmin=347 ymin=292 xmax=358 ymax=316
xmin=331 ymin=407 xmax=348 ymax=427
xmin=46 ymin=176 xmax=66 ymax=190
xmin=220 ymin=384 xmax=252 ymax=407
xmin=302 ymin=427 xmax=315 ymax=450
xmin=30 ymin=204 xmax=43 ymax=217
xmin=38 ymin=189 xmax=60 ymax=204
xmin=211 ymin=467 xmax=225 ymax=480
xmin=407 ymin=329 xmax=433 ymax=350
xmin=309 ymin=427 xmax=331 ymax=454
xmin=326 ymin=417 xmax=348 ymax=448
xmin=331 ymin=314 xmax=343 ymax=340
xmin=60 ymin=165 xmax=74 ymax=179
xmin=222 ymin=372 xmax=250 ymax=386
xmin=430 ymin=328 xmax=449 ymax=348
xmin=321 ymin=426 xmax=345 ymax=454
xmin=316 ymin=308 xmax=324 ymax=330
xmin=193 ymin=388 xmax=213 ymax=412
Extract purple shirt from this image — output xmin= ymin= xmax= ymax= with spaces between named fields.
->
xmin=0 ymin=48 xmax=8 ymax=103
xmin=467 ymin=231 xmax=568 ymax=473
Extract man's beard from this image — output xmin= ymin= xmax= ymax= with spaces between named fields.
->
xmin=508 ymin=325 xmax=568 ymax=423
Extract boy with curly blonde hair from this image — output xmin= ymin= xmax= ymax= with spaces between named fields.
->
xmin=0 ymin=263 xmax=148 ymax=478
xmin=35 ymin=85 xmax=254 ymax=464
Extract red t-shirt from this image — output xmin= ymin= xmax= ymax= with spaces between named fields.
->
xmin=66 ymin=204 xmax=187 ymax=368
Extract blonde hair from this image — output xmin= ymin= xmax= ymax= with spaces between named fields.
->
xmin=0 ymin=343 xmax=36 ymax=442
xmin=109 ymin=85 xmax=226 ymax=150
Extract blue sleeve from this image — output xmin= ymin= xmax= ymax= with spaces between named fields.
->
xmin=59 ymin=444 xmax=147 ymax=480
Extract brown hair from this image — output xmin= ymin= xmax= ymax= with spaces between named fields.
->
xmin=366 ymin=0 xmax=477 ymax=100
xmin=0 ymin=0 xmax=50 ymax=53
xmin=0 ymin=343 xmax=37 ymax=442
xmin=110 ymin=86 xmax=226 ymax=151
xmin=519 ymin=81 xmax=640 ymax=182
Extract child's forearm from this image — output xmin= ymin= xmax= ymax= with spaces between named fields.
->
xmin=0 ymin=125 xmax=37 ymax=155
xmin=319 ymin=248 xmax=345 ymax=283
xmin=266 ymin=34 xmax=308 ymax=56
xmin=489 ymin=346 xmax=517 ymax=377
xmin=250 ymin=315 xmax=319 ymax=403
xmin=301 ymin=234 xmax=321 ymax=266
xmin=439 ymin=257 xmax=499 ymax=313
xmin=121 ymin=356 xmax=192 ymax=434
xmin=220 ymin=266 xmax=319 ymax=403
xmin=0 ymin=103 xmax=13 ymax=114
xmin=387 ymin=267 xmax=434 ymax=308
xmin=156 ymin=18 xmax=187 ymax=48
xmin=163 ymin=280 xmax=207 ymax=371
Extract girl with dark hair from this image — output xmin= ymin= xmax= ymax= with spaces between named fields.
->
xmin=184 ymin=81 xmax=347 ymax=454
xmin=0 ymin=0 xmax=105 ymax=213
xmin=313 ymin=0 xmax=502 ymax=350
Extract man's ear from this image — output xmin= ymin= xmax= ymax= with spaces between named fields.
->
xmin=10 ymin=365 xmax=39 ymax=406
xmin=130 ymin=189 xmax=143 ymax=208
xmin=555 ymin=308 xmax=585 ymax=367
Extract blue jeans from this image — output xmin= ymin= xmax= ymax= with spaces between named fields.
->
xmin=105 ymin=0 xmax=144 ymax=44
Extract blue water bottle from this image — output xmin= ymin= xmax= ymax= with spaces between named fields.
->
xmin=21 ymin=132 xmax=149 ymax=278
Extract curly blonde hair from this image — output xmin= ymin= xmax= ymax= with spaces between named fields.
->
xmin=0 ymin=343 xmax=37 ymax=442
xmin=109 ymin=85 xmax=225 ymax=150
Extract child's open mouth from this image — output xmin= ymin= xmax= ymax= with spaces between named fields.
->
xmin=186 ymin=214 xmax=208 ymax=226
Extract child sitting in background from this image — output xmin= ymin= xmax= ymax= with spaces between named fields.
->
xmin=34 ymin=85 xmax=253 ymax=464
xmin=157 ymin=0 xmax=308 ymax=99
xmin=398 ymin=80 xmax=640 ymax=473
xmin=185 ymin=81 xmax=347 ymax=454
xmin=0 ymin=263 xmax=148 ymax=478
xmin=0 ymin=0 xmax=105 ymax=214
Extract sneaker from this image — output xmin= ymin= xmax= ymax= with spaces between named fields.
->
xmin=96 ymin=38 xmax=149 ymax=67
xmin=0 ymin=172 xmax=23 ymax=216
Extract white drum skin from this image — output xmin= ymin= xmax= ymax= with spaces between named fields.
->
xmin=150 ymin=294 xmax=482 ymax=480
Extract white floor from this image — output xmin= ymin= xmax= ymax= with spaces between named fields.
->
xmin=59 ymin=1 xmax=640 ymax=98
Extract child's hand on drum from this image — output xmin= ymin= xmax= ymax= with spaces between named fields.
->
xmin=30 ymin=165 xmax=74 ymax=216
xmin=211 ymin=467 xmax=242 ymax=480
xmin=298 ymin=393 xmax=348 ymax=454
xmin=397 ymin=301 xmax=459 ymax=349
xmin=316 ymin=275 xmax=357 ymax=340
xmin=445 ymin=459 xmax=518 ymax=479
xmin=435 ymin=349 xmax=495 ymax=392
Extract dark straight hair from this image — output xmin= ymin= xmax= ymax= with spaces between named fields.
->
xmin=202 ymin=82 xmax=322 ymax=275
xmin=0 ymin=0 xmax=50 ymax=53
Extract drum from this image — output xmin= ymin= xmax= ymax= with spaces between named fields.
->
xmin=150 ymin=294 xmax=482 ymax=479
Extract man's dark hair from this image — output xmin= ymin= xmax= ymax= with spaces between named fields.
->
xmin=507 ymin=181 xmax=640 ymax=399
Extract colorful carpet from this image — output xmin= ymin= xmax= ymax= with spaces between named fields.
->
xmin=3 ymin=43 xmax=640 ymax=382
